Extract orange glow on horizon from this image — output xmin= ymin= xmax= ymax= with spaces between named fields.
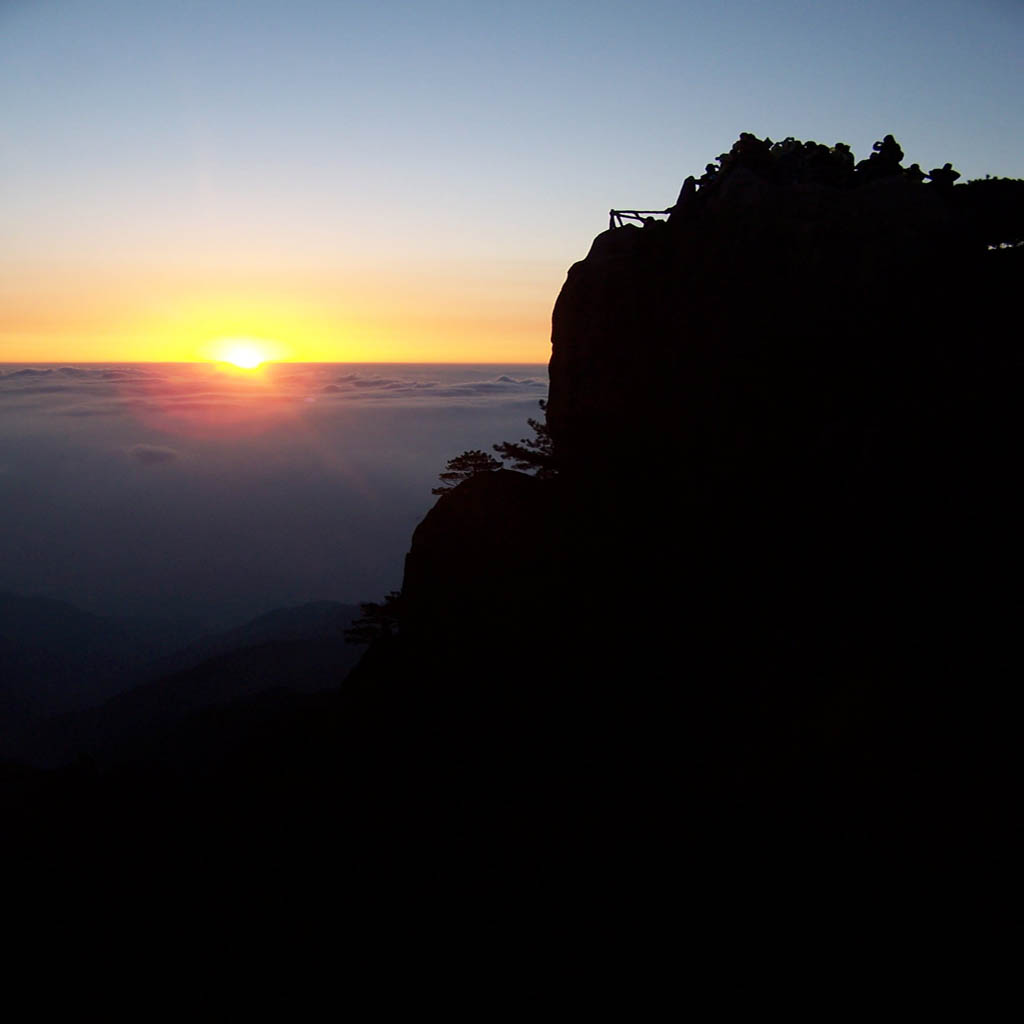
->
xmin=124 ymin=357 xmax=295 ymax=441
xmin=0 ymin=264 xmax=554 ymax=364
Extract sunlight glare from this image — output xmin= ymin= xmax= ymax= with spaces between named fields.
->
xmin=215 ymin=339 xmax=269 ymax=369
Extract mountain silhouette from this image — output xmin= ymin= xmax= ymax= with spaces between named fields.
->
xmin=0 ymin=591 xmax=197 ymax=718
xmin=2 ymin=599 xmax=362 ymax=766
xmin=354 ymin=133 xmax=1018 ymax=906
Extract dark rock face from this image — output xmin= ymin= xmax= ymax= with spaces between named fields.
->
xmin=544 ymin=146 xmax=1017 ymax=629
xmin=550 ymin=175 xmax=972 ymax=483
xmin=402 ymin=470 xmax=558 ymax=640
xmin=408 ymin=140 xmax=1018 ymax=657
xmin=381 ymin=137 xmax=1018 ymax=883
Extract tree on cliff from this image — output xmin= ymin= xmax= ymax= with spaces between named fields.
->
xmin=493 ymin=400 xmax=557 ymax=478
xmin=431 ymin=450 xmax=502 ymax=495
xmin=344 ymin=590 xmax=403 ymax=644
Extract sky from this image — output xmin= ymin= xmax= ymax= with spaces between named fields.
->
xmin=2 ymin=0 xmax=1023 ymax=362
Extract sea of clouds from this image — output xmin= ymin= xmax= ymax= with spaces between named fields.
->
xmin=0 ymin=363 xmax=547 ymax=627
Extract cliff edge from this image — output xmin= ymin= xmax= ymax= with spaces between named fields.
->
xmin=378 ymin=135 xmax=1018 ymax=877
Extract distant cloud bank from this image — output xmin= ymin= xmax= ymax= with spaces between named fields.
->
xmin=0 ymin=363 xmax=547 ymax=418
xmin=316 ymin=370 xmax=545 ymax=401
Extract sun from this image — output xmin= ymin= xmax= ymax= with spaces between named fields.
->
xmin=215 ymin=339 xmax=269 ymax=369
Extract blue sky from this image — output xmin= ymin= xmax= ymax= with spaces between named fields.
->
xmin=2 ymin=0 xmax=1022 ymax=360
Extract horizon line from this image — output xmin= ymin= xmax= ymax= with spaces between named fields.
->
xmin=0 ymin=359 xmax=551 ymax=366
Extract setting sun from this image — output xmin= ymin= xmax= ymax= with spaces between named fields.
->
xmin=214 ymin=339 xmax=271 ymax=369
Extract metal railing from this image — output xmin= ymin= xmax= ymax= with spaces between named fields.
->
xmin=608 ymin=209 xmax=671 ymax=229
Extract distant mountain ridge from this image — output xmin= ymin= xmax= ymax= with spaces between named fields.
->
xmin=0 ymin=591 xmax=184 ymax=716
xmin=1 ymin=594 xmax=363 ymax=766
xmin=143 ymin=600 xmax=361 ymax=681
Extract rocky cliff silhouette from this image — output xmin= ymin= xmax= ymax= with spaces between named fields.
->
xmin=382 ymin=135 xmax=1019 ymax=892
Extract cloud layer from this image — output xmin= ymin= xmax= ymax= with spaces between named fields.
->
xmin=0 ymin=362 xmax=548 ymax=628
xmin=0 ymin=363 xmax=546 ymax=415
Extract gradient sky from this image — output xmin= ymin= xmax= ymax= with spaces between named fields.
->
xmin=3 ymin=0 xmax=1022 ymax=362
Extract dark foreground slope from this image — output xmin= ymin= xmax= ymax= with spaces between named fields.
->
xmin=4 ymin=137 xmax=1018 ymax=917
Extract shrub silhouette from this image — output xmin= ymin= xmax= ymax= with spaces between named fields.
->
xmin=431 ymin=450 xmax=502 ymax=495
xmin=344 ymin=591 xmax=403 ymax=645
xmin=493 ymin=400 xmax=557 ymax=478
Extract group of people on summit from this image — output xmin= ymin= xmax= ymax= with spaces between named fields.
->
xmin=687 ymin=132 xmax=961 ymax=197
xmin=616 ymin=133 xmax=964 ymax=226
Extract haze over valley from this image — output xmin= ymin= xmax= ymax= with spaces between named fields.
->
xmin=0 ymin=361 xmax=546 ymax=627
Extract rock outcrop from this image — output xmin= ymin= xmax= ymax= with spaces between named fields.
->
xmin=407 ymin=134 xmax=1018 ymax=637
xmin=377 ymin=135 xmax=1018 ymax=881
